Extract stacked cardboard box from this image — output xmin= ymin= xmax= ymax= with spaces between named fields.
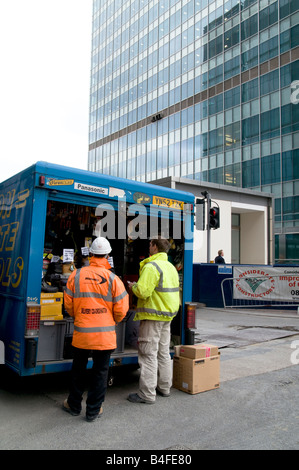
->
xmin=40 ymin=293 xmax=64 ymax=320
xmin=172 ymin=344 xmax=220 ymax=395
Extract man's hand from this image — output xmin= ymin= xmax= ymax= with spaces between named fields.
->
xmin=127 ymin=281 xmax=136 ymax=291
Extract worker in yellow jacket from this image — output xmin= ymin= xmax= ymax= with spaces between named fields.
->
xmin=127 ymin=237 xmax=180 ymax=404
xmin=63 ymin=237 xmax=128 ymax=421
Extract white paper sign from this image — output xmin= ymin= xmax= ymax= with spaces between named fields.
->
xmin=63 ymin=249 xmax=74 ymax=263
xmin=81 ymin=246 xmax=89 ymax=256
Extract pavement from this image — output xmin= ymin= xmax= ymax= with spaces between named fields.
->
xmin=193 ymin=307 xmax=299 ymax=383
xmin=0 ymin=307 xmax=298 ymax=451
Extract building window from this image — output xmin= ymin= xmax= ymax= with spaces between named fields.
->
xmin=261 ymin=153 xmax=281 ymax=185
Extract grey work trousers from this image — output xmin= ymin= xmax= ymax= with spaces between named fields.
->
xmin=137 ymin=319 xmax=172 ymax=402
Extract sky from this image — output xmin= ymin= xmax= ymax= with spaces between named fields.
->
xmin=0 ymin=0 xmax=93 ymax=183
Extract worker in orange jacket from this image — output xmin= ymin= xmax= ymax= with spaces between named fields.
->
xmin=63 ymin=237 xmax=129 ymax=422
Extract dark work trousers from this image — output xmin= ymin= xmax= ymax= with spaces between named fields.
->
xmin=68 ymin=346 xmax=114 ymax=418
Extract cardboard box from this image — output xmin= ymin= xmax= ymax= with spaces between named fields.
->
xmin=40 ymin=293 xmax=63 ymax=320
xmin=179 ymin=343 xmax=218 ymax=359
xmin=173 ymin=353 xmax=220 ymax=395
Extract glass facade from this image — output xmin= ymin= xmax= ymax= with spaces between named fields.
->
xmin=88 ymin=0 xmax=299 ymax=263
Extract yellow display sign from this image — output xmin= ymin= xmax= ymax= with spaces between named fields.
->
xmin=48 ymin=179 xmax=74 ymax=186
xmin=152 ymin=196 xmax=185 ymax=210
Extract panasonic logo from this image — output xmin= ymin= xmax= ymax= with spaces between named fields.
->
xmin=74 ymin=182 xmax=108 ymax=195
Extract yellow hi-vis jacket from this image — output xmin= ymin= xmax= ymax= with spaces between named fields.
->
xmin=64 ymin=257 xmax=129 ymax=350
xmin=132 ymin=252 xmax=180 ymax=322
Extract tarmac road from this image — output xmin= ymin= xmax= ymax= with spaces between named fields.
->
xmin=0 ymin=308 xmax=298 ymax=451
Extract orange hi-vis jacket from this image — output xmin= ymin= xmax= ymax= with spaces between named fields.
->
xmin=64 ymin=257 xmax=129 ymax=350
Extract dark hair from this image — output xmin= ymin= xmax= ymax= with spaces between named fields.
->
xmin=151 ymin=237 xmax=170 ymax=253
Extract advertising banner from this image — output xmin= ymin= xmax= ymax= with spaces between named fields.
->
xmin=233 ymin=266 xmax=299 ymax=302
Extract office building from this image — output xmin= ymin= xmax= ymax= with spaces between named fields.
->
xmin=88 ymin=0 xmax=299 ymax=263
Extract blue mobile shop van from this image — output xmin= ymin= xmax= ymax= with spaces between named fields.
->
xmin=0 ymin=162 xmax=194 ymax=376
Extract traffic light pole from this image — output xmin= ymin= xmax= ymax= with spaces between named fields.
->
xmin=206 ymin=192 xmax=211 ymax=263
xmin=201 ymin=191 xmax=212 ymax=263
xmin=199 ymin=191 xmax=219 ymax=262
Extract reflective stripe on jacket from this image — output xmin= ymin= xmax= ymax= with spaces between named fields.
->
xmin=64 ymin=257 xmax=129 ymax=350
xmin=132 ymin=252 xmax=180 ymax=322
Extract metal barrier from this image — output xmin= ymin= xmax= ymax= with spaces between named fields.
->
xmin=221 ymin=275 xmax=299 ymax=310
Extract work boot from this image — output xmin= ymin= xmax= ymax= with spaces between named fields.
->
xmin=156 ymin=388 xmax=170 ymax=397
xmin=127 ymin=393 xmax=154 ymax=404
xmin=62 ymin=399 xmax=80 ymax=416
xmin=86 ymin=407 xmax=103 ymax=422
xmin=41 ymin=278 xmax=58 ymax=293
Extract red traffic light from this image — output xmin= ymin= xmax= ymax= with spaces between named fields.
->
xmin=209 ymin=206 xmax=220 ymax=229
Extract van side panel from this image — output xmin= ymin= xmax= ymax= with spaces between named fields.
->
xmin=26 ymin=188 xmax=48 ymax=303
xmin=0 ymin=170 xmax=34 ymax=372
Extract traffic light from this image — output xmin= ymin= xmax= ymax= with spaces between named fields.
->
xmin=209 ymin=206 xmax=220 ymax=229
xmin=195 ymin=198 xmax=205 ymax=231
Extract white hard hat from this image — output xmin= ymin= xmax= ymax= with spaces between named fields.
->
xmin=90 ymin=237 xmax=112 ymax=255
